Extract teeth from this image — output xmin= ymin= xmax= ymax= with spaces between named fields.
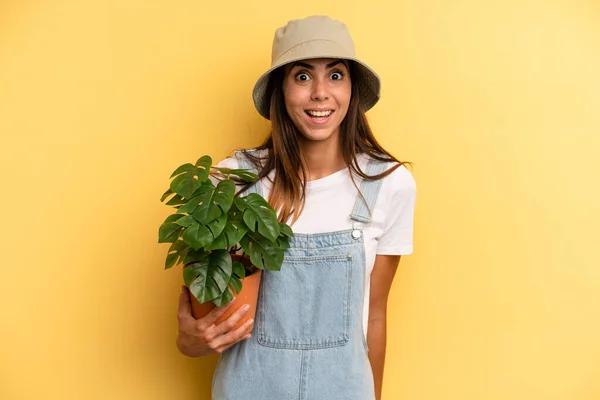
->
xmin=306 ymin=110 xmax=332 ymax=117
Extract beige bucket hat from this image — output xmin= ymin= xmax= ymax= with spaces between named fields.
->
xmin=252 ymin=15 xmax=381 ymax=120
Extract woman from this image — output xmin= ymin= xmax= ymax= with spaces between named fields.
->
xmin=176 ymin=15 xmax=416 ymax=400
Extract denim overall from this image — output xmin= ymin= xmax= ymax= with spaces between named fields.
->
xmin=212 ymin=151 xmax=387 ymax=400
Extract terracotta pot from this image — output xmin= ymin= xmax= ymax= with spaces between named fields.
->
xmin=187 ymin=255 xmax=261 ymax=335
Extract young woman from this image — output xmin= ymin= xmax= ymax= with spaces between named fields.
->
xmin=175 ymin=15 xmax=416 ymax=400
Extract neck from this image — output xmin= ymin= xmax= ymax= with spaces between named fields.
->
xmin=298 ymin=132 xmax=346 ymax=181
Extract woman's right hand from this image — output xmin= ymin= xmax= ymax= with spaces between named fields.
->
xmin=176 ymin=285 xmax=254 ymax=357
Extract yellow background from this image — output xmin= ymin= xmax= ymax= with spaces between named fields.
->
xmin=1 ymin=0 xmax=599 ymax=399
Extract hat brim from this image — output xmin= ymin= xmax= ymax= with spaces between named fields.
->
xmin=252 ymin=42 xmax=381 ymax=120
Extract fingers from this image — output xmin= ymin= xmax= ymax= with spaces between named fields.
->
xmin=198 ymin=297 xmax=238 ymax=329
xmin=215 ymin=334 xmax=252 ymax=354
xmin=211 ymin=303 xmax=252 ymax=336
xmin=177 ymin=286 xmax=193 ymax=323
xmin=176 ymin=286 xmax=255 ymax=356
xmin=210 ymin=318 xmax=255 ymax=352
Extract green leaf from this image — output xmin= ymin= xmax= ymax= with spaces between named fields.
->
xmin=191 ymin=180 xmax=235 ymax=224
xmin=160 ymin=189 xmax=173 ymax=202
xmin=205 ymin=216 xmax=248 ymax=250
xmin=195 ymin=155 xmax=212 ymax=179
xmin=169 ymin=163 xmax=195 ymax=179
xmin=239 ymin=231 xmax=285 ymax=271
xmin=162 ymin=214 xmax=184 ymax=225
xmin=165 ymin=240 xmax=189 ymax=269
xmin=165 ymin=252 xmax=179 ymax=270
xmin=279 ymin=222 xmax=294 ymax=238
xmin=183 ymin=261 xmax=206 ymax=286
xmin=212 ymin=179 xmax=235 ymax=212
xmin=232 ymin=261 xmax=245 ymax=279
xmin=241 ymin=206 xmax=257 ymax=232
xmin=212 ymin=167 xmax=232 ymax=174
xmin=190 ymin=180 xmax=235 ymax=224
xmin=182 ymin=221 xmax=212 ymax=250
xmin=204 ymin=231 xmax=227 ymax=251
xmin=231 ymin=169 xmax=259 ymax=183
xmin=182 ymin=248 xmax=208 ymax=265
xmin=166 ymin=194 xmax=186 ymax=206
xmin=190 ymin=182 xmax=217 ymax=223
xmin=176 ymin=195 xmax=203 ymax=215
xmin=209 ymin=249 xmax=233 ymax=283
xmin=236 ymin=193 xmax=280 ymax=242
xmin=186 ymin=250 xmax=233 ymax=304
xmin=170 ymin=171 xmax=203 ymax=199
xmin=177 ymin=179 xmax=221 ymax=215
xmin=277 ymin=235 xmax=290 ymax=250
xmin=175 ymin=215 xmax=195 ymax=227
xmin=181 ymin=214 xmax=228 ymax=250
xmin=158 ymin=223 xmax=183 ymax=243
xmin=229 ymin=275 xmax=242 ymax=295
xmin=170 ymin=240 xmax=189 ymax=252
xmin=169 ymin=157 xmax=212 ymax=199
xmin=212 ymin=286 xmax=235 ymax=307
xmin=228 ymin=201 xmax=244 ymax=218
xmin=206 ymin=213 xmax=228 ymax=241
xmin=233 ymin=196 xmax=248 ymax=211
xmin=213 ymin=167 xmax=258 ymax=183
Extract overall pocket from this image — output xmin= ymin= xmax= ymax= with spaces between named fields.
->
xmin=257 ymin=253 xmax=352 ymax=350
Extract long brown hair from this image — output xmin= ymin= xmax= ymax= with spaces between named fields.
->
xmin=240 ymin=61 xmax=411 ymax=224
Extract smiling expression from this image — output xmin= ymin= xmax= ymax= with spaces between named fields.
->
xmin=282 ymin=58 xmax=352 ymax=145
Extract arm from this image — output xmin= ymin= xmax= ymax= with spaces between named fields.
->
xmin=367 ymin=254 xmax=401 ymax=400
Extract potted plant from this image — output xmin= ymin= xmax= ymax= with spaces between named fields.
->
xmin=158 ymin=155 xmax=293 ymax=330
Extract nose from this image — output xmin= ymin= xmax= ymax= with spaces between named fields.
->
xmin=310 ymin=78 xmax=329 ymax=102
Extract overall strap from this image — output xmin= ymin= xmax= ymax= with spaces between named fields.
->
xmin=234 ymin=149 xmax=263 ymax=197
xmin=349 ymin=159 xmax=389 ymax=224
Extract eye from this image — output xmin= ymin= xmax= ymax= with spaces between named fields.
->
xmin=330 ymin=72 xmax=344 ymax=80
xmin=295 ymin=72 xmax=310 ymax=81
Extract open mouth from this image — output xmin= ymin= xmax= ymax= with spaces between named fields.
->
xmin=305 ymin=109 xmax=334 ymax=123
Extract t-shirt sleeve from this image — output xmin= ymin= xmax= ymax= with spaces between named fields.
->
xmin=215 ymin=156 xmax=240 ymax=170
xmin=208 ymin=156 xmax=240 ymax=186
xmin=376 ymin=166 xmax=417 ymax=255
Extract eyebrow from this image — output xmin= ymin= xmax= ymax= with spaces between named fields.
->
xmin=290 ymin=60 xmax=347 ymax=70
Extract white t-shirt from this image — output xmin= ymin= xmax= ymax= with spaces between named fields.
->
xmin=215 ymin=152 xmax=417 ymax=338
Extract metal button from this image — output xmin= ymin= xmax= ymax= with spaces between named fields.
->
xmin=352 ymin=230 xmax=362 ymax=239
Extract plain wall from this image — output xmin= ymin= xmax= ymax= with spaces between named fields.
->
xmin=1 ymin=1 xmax=599 ymax=399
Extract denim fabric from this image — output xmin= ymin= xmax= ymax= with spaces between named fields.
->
xmin=212 ymin=153 xmax=387 ymax=400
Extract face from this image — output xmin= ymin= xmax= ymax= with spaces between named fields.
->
xmin=282 ymin=58 xmax=352 ymax=144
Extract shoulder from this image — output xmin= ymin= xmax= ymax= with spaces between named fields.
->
xmin=377 ymin=165 xmax=416 ymax=210
xmin=359 ymin=154 xmax=416 ymax=194
xmin=383 ymin=164 xmax=416 ymax=193
xmin=214 ymin=155 xmax=239 ymax=169
xmin=214 ymin=148 xmax=269 ymax=169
